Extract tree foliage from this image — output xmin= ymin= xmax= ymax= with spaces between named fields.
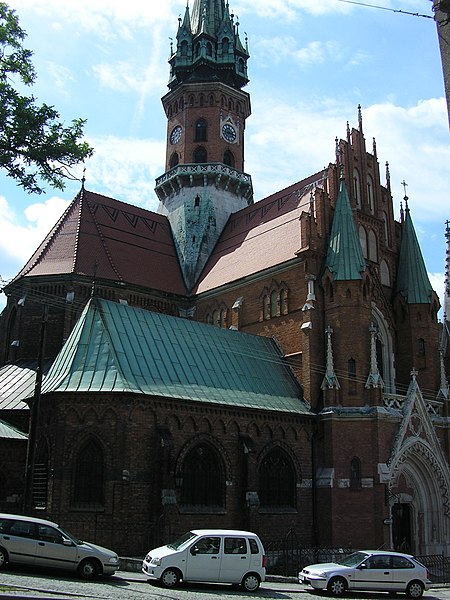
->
xmin=0 ymin=2 xmax=93 ymax=194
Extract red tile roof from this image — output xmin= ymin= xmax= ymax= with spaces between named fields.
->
xmin=195 ymin=171 xmax=325 ymax=293
xmin=15 ymin=189 xmax=187 ymax=295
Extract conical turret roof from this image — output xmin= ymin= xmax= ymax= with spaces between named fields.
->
xmin=396 ymin=204 xmax=433 ymax=304
xmin=326 ymin=175 xmax=366 ymax=280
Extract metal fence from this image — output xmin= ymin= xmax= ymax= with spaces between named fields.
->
xmin=264 ymin=531 xmax=450 ymax=583
xmin=416 ymin=555 xmax=450 ymax=584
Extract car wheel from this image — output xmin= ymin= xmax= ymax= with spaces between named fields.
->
xmin=161 ymin=568 xmax=181 ymax=588
xmin=0 ymin=547 xmax=8 ymax=568
xmin=78 ymin=558 xmax=100 ymax=580
xmin=327 ymin=576 xmax=348 ymax=596
xmin=242 ymin=572 xmax=260 ymax=592
xmin=406 ymin=581 xmax=424 ymax=599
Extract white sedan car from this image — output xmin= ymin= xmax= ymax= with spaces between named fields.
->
xmin=299 ymin=550 xmax=431 ymax=598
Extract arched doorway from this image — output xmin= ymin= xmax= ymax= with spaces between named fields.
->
xmin=389 ymin=439 xmax=450 ymax=555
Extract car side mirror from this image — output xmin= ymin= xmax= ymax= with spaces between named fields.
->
xmin=63 ymin=539 xmax=73 ymax=546
xmin=358 ymin=563 xmax=367 ymax=570
xmin=191 ymin=546 xmax=199 ymax=555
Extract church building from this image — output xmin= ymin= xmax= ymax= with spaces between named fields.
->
xmin=1 ymin=0 xmax=450 ymax=558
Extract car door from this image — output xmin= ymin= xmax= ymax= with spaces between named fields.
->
xmin=35 ymin=524 xmax=78 ymax=572
xmin=218 ymin=537 xmax=251 ymax=584
xmin=391 ymin=554 xmax=419 ymax=591
xmin=353 ymin=555 xmax=393 ymax=591
xmin=184 ymin=536 xmax=221 ymax=582
xmin=1 ymin=519 xmax=38 ymax=566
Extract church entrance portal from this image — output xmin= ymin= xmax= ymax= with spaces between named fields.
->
xmin=392 ymin=503 xmax=412 ymax=553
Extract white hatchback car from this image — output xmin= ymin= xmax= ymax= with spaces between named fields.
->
xmin=142 ymin=529 xmax=266 ymax=592
xmin=299 ymin=550 xmax=431 ymax=598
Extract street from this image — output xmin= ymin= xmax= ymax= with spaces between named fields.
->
xmin=0 ymin=569 xmax=450 ymax=600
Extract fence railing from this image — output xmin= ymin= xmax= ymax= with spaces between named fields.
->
xmin=263 ymin=537 xmax=450 ymax=584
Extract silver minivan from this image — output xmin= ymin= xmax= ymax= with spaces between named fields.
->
xmin=142 ymin=529 xmax=266 ymax=592
xmin=0 ymin=513 xmax=120 ymax=579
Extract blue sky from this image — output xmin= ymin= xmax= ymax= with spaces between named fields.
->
xmin=0 ymin=0 xmax=449 ymax=314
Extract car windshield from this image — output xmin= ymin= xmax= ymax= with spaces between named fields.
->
xmin=167 ymin=531 xmax=197 ymax=550
xmin=336 ymin=552 xmax=369 ymax=567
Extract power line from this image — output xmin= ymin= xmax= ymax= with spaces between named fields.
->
xmin=336 ymin=0 xmax=434 ymax=19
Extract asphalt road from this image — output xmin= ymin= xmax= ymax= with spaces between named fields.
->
xmin=0 ymin=568 xmax=449 ymax=600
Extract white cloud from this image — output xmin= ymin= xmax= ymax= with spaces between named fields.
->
xmin=0 ymin=194 xmax=70 ymax=265
xmin=429 ymin=272 xmax=446 ymax=319
xmin=253 ymin=37 xmax=344 ymax=67
xmin=8 ymin=0 xmax=179 ymax=39
xmin=83 ymin=136 xmax=165 ymax=210
xmin=246 ymin=96 xmax=450 ymax=224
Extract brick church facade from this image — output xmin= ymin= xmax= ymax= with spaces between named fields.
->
xmin=1 ymin=0 xmax=450 ymax=558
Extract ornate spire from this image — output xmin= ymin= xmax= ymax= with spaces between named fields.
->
xmin=326 ymin=176 xmax=366 ymax=281
xmin=365 ymin=322 xmax=384 ymax=388
xmin=395 ymin=200 xmax=434 ymax=304
xmin=321 ymin=326 xmax=340 ymax=390
xmin=168 ymin=0 xmax=249 ymax=90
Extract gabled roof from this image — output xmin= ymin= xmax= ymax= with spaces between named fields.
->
xmin=326 ymin=176 xmax=366 ymax=281
xmin=195 ymin=172 xmax=325 ymax=293
xmin=396 ymin=205 xmax=433 ymax=304
xmin=0 ymin=419 xmax=27 ymax=440
xmin=41 ymin=298 xmax=310 ymax=415
xmin=13 ymin=189 xmax=186 ymax=296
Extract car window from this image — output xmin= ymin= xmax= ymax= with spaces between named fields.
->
xmin=0 ymin=518 xmax=9 ymax=533
xmin=366 ymin=555 xmax=392 ymax=569
xmin=249 ymin=539 xmax=259 ymax=554
xmin=392 ymin=556 xmax=415 ymax=569
xmin=38 ymin=525 xmax=64 ymax=544
xmin=192 ymin=537 xmax=220 ymax=554
xmin=9 ymin=520 xmax=36 ymax=538
xmin=224 ymin=537 xmax=247 ymax=554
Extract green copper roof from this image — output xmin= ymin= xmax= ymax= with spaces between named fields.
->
xmin=396 ymin=206 xmax=433 ymax=304
xmin=0 ymin=419 xmax=27 ymax=440
xmin=41 ymin=298 xmax=310 ymax=415
xmin=326 ymin=177 xmax=366 ymax=280
xmin=169 ymin=0 xmax=249 ymax=90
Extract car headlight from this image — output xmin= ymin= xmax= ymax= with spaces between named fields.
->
xmin=109 ymin=556 xmax=119 ymax=563
xmin=151 ymin=557 xmax=162 ymax=566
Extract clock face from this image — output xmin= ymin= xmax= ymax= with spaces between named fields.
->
xmin=222 ymin=123 xmax=237 ymax=143
xmin=170 ymin=125 xmax=182 ymax=145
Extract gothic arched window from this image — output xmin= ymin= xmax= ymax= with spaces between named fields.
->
xmin=367 ymin=175 xmax=374 ymax=214
xmin=223 ymin=150 xmax=234 ymax=167
xmin=73 ymin=439 xmax=104 ymax=508
xmin=270 ymin=290 xmax=278 ymax=318
xmin=180 ymin=443 xmax=224 ymax=507
xmin=359 ymin=225 xmax=368 ymax=258
xmin=353 ymin=168 xmax=361 ymax=208
xmin=169 ymin=153 xmax=179 ymax=168
xmin=258 ymin=447 xmax=296 ymax=508
xmin=194 ymin=146 xmax=207 ymax=163
xmin=368 ymin=229 xmax=377 ymax=262
xmin=195 ymin=119 xmax=207 ymax=142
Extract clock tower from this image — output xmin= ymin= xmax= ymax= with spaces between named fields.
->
xmin=155 ymin=0 xmax=253 ymax=291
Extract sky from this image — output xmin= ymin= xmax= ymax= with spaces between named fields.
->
xmin=0 ymin=0 xmax=449 ymax=314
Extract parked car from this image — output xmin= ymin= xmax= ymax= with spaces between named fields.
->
xmin=299 ymin=550 xmax=431 ymax=598
xmin=0 ymin=513 xmax=120 ymax=579
xmin=142 ymin=529 xmax=266 ymax=592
